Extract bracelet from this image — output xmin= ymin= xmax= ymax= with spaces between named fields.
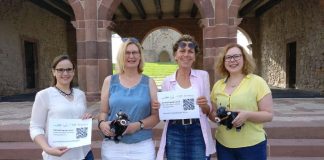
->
xmin=98 ymin=120 xmax=106 ymax=130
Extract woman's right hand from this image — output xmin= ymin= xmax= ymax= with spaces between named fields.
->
xmin=44 ymin=146 xmax=69 ymax=157
xmin=99 ymin=121 xmax=116 ymax=137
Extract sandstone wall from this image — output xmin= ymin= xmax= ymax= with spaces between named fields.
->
xmin=0 ymin=1 xmax=71 ymax=95
xmin=259 ymin=0 xmax=324 ymax=91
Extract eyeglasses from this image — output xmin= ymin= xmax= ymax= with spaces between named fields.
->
xmin=55 ymin=68 xmax=74 ymax=74
xmin=178 ymin=41 xmax=196 ymax=49
xmin=125 ymin=51 xmax=140 ymax=56
xmin=122 ymin=37 xmax=139 ymax=43
xmin=224 ymin=54 xmax=242 ymax=62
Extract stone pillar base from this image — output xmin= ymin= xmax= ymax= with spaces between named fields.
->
xmin=85 ymin=92 xmax=100 ymax=102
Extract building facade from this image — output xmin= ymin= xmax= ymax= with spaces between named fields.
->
xmin=0 ymin=0 xmax=323 ymax=100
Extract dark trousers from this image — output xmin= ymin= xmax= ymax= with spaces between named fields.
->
xmin=83 ymin=150 xmax=94 ymax=160
xmin=216 ymin=140 xmax=267 ymax=160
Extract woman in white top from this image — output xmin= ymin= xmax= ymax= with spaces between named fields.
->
xmin=29 ymin=55 xmax=93 ymax=160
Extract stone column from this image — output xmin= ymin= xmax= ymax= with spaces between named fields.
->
xmin=201 ymin=0 xmax=231 ymax=84
xmin=70 ymin=0 xmax=115 ymax=101
xmin=70 ymin=0 xmax=101 ymax=101
xmin=71 ymin=20 xmax=87 ymax=95
xmin=97 ymin=20 xmax=114 ymax=91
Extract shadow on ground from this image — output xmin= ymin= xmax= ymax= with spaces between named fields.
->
xmin=271 ymin=88 xmax=324 ymax=98
xmin=0 ymin=92 xmax=36 ymax=102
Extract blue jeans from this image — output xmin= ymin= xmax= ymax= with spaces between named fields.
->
xmin=84 ymin=150 xmax=94 ymax=160
xmin=166 ymin=122 xmax=210 ymax=160
xmin=216 ymin=139 xmax=267 ymax=160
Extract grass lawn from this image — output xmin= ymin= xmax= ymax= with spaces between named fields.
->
xmin=113 ymin=62 xmax=178 ymax=88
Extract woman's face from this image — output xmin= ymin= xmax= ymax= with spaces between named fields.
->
xmin=124 ymin=43 xmax=141 ymax=69
xmin=224 ymin=47 xmax=244 ymax=74
xmin=175 ymin=41 xmax=196 ymax=69
xmin=52 ymin=59 xmax=74 ymax=86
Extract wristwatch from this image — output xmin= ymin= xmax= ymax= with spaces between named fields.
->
xmin=138 ymin=120 xmax=144 ymax=130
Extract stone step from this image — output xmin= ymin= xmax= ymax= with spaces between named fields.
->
xmin=2 ymin=121 xmax=324 ymax=142
xmin=268 ymin=139 xmax=324 ymax=157
xmin=1 ymin=139 xmax=324 ymax=159
xmin=264 ymin=121 xmax=324 ymax=139
xmin=1 ymin=121 xmax=323 ymax=159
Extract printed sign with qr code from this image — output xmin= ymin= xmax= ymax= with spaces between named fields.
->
xmin=158 ymin=89 xmax=199 ymax=120
xmin=48 ymin=119 xmax=92 ymax=148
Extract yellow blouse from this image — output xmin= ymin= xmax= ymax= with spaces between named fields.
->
xmin=211 ymin=74 xmax=271 ymax=148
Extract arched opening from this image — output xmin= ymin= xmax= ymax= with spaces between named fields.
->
xmin=110 ymin=30 xmax=179 ymax=89
xmin=237 ymin=28 xmax=252 ymax=54
xmin=111 ymin=33 xmax=122 ymax=64
xmin=142 ymin=27 xmax=182 ymax=62
xmin=141 ymin=28 xmax=181 ymax=89
xmin=159 ymin=50 xmax=170 ymax=62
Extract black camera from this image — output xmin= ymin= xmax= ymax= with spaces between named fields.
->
xmin=105 ymin=111 xmax=130 ymax=143
xmin=215 ymin=106 xmax=243 ymax=131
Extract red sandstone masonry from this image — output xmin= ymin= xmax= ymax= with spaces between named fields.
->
xmin=84 ymin=0 xmax=97 ymax=20
xmin=214 ymin=0 xmax=228 ymax=24
xmin=204 ymin=25 xmax=229 ymax=38
xmin=68 ymin=0 xmax=84 ymax=20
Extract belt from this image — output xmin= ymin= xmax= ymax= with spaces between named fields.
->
xmin=169 ymin=119 xmax=200 ymax=125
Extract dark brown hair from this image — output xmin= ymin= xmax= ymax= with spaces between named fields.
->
xmin=172 ymin=34 xmax=200 ymax=56
xmin=51 ymin=54 xmax=75 ymax=88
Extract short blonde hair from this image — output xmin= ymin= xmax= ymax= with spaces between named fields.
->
xmin=214 ymin=43 xmax=256 ymax=77
xmin=116 ymin=38 xmax=144 ymax=74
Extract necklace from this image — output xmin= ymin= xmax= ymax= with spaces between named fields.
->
xmin=55 ymin=86 xmax=73 ymax=97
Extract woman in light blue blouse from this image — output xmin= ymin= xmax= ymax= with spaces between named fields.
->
xmin=98 ymin=38 xmax=160 ymax=160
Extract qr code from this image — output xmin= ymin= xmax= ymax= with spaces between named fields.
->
xmin=76 ymin=127 xmax=88 ymax=139
xmin=183 ymin=98 xmax=195 ymax=110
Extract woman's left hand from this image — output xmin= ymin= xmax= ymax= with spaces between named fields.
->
xmin=81 ymin=113 xmax=93 ymax=120
xmin=196 ymin=96 xmax=210 ymax=115
xmin=232 ymin=110 xmax=249 ymax=127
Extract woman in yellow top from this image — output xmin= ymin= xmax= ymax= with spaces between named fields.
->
xmin=210 ymin=43 xmax=273 ymax=160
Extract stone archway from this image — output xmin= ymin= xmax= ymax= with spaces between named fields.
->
xmin=68 ymin=0 xmax=120 ymax=101
xmin=68 ymin=0 xmax=245 ymax=100
xmin=142 ymin=27 xmax=181 ymax=63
